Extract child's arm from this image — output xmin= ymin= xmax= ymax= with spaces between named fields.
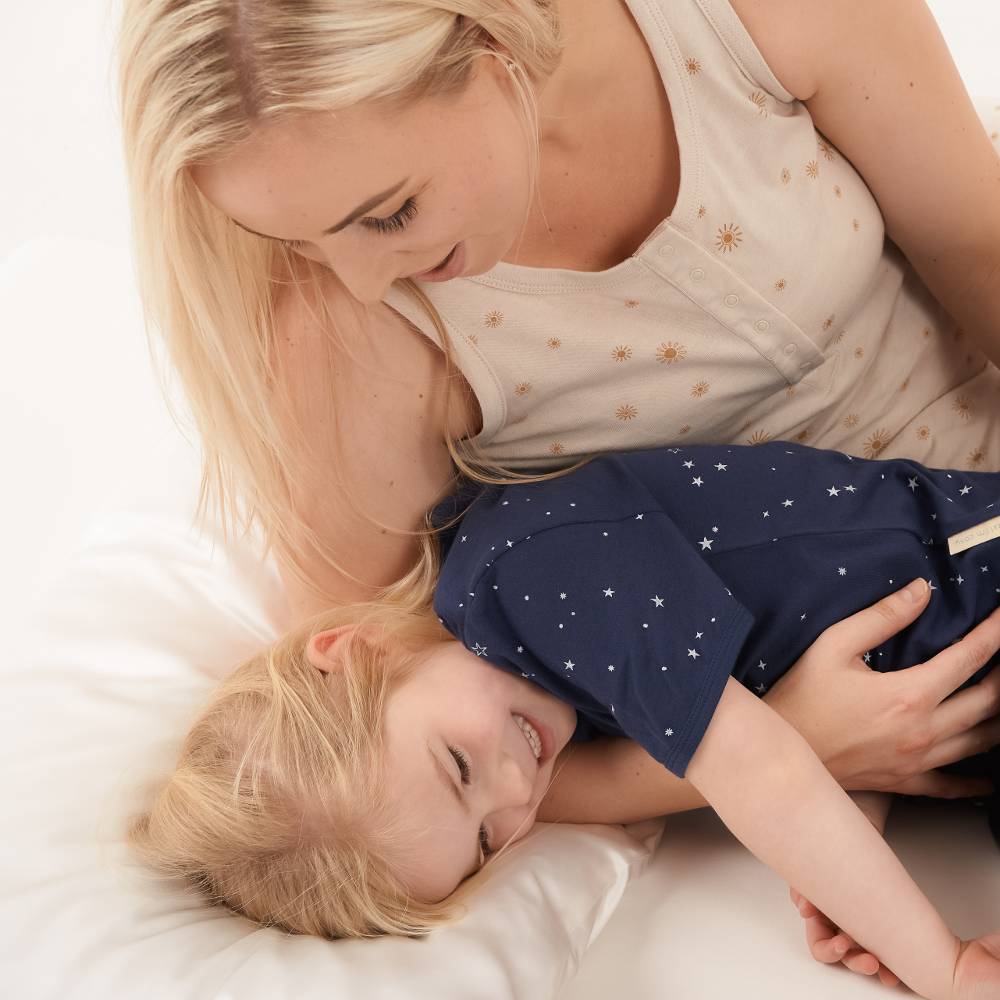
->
xmin=686 ymin=676 xmax=959 ymax=1000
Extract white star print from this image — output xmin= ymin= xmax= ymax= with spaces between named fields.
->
xmin=956 ymin=574 xmax=965 ymax=585
xmin=635 ymin=513 xmax=644 ymax=520
xmin=651 ymin=595 xmax=665 ymax=607
xmin=983 ymin=567 xmax=990 ymax=573
xmin=907 ymin=477 xmax=918 ymax=492
xmin=608 ymin=665 xmax=615 ymax=672
xmin=827 ymin=486 xmax=840 ymax=497
xmin=863 ymin=651 xmax=871 ymax=663
xmin=683 ymin=460 xmax=695 ymax=469
xmin=699 ymin=536 xmax=714 ymax=550
xmin=755 ymin=683 xmax=767 ymax=694
xmin=800 ymin=613 xmax=807 ymax=620
xmin=460 ymin=535 xmax=468 ymax=542
xmin=960 ymin=486 xmax=972 ymax=495
xmin=517 ymin=646 xmax=524 ymax=653
xmin=762 ymin=511 xmax=769 ymax=518
xmin=664 ymin=729 xmax=674 ymax=737
xmin=603 ymin=588 xmax=615 ymax=597
xmin=692 ymin=477 xmax=704 ymax=487
xmin=713 ymin=526 xmax=719 ymax=532
xmin=472 ymin=643 xmax=488 ymax=656
xmin=844 ymin=485 xmax=857 ymax=493
xmin=929 ymin=581 xmax=937 ymax=591
xmin=715 ymin=463 xmax=728 ymax=471
xmin=838 ymin=567 xmax=847 ymax=576
xmin=695 ymin=631 xmax=703 ymax=639
xmin=559 ymin=592 xmax=567 ymax=599
xmin=688 ymin=648 xmax=700 ymax=659
xmin=506 ymin=539 xmax=514 ymax=548
xmin=757 ymin=660 xmax=766 ymax=670
xmin=564 ymin=660 xmax=575 ymax=671
xmin=783 ymin=499 xmax=794 ymax=507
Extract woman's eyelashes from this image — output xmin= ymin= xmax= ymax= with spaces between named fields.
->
xmin=448 ymin=745 xmax=494 ymax=858
xmin=279 ymin=196 xmax=420 ymax=250
xmin=358 ymin=196 xmax=419 ymax=235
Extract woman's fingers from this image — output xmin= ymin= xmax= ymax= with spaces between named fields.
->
xmin=889 ymin=768 xmax=995 ymax=799
xmin=792 ymin=888 xmax=898 ymax=982
xmin=824 ymin=577 xmax=931 ymax=656
xmin=911 ymin=605 xmax=1000 ymax=711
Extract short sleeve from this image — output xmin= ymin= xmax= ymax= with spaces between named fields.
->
xmin=456 ymin=512 xmax=755 ymax=778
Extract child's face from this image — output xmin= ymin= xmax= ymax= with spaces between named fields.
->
xmin=384 ymin=640 xmax=578 ymax=902
xmin=309 ymin=630 xmax=578 ymax=903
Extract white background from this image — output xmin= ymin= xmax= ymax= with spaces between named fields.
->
xmin=1 ymin=1 xmax=998 ymax=637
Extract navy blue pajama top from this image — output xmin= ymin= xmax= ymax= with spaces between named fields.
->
xmin=430 ymin=441 xmax=1000 ymax=779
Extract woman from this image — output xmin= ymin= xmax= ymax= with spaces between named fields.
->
xmin=117 ymin=0 xmax=1000 ymax=983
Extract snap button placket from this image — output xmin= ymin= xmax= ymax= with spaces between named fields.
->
xmin=724 ymin=293 xmax=739 ymax=307
xmin=658 ymin=243 xmax=675 ymax=257
xmin=753 ymin=319 xmax=770 ymax=333
xmin=782 ymin=343 xmax=797 ymax=356
xmin=690 ymin=267 xmax=705 ymax=282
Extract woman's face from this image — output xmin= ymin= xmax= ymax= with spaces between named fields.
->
xmin=192 ymin=56 xmax=534 ymax=305
xmin=308 ymin=630 xmax=578 ymax=903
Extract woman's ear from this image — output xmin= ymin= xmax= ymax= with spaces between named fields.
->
xmin=306 ymin=625 xmax=358 ymax=674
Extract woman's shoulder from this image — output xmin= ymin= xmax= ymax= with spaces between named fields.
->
xmin=719 ymin=0 xmax=820 ymax=101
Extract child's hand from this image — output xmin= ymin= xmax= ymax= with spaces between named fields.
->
xmin=789 ymin=887 xmax=901 ymax=987
xmin=951 ymin=930 xmax=1000 ymax=1000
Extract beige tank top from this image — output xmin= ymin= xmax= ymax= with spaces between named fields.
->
xmin=383 ymin=0 xmax=1000 ymax=473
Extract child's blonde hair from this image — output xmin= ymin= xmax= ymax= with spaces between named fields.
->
xmin=115 ymin=0 xmax=575 ymax=611
xmin=128 ymin=501 xmax=569 ymax=938
xmin=126 ymin=572 xmax=484 ymax=938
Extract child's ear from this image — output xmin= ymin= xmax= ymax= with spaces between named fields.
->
xmin=306 ymin=625 xmax=358 ymax=674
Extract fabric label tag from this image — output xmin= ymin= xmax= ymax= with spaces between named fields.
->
xmin=947 ymin=514 xmax=1000 ymax=555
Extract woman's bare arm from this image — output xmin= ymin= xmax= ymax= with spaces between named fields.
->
xmin=270 ymin=271 xmax=469 ymax=623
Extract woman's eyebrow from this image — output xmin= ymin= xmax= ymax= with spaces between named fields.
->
xmin=322 ymin=178 xmax=410 ymax=235
xmin=230 ymin=178 xmax=410 ymax=242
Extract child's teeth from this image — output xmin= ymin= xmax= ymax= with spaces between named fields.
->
xmin=513 ymin=714 xmax=541 ymax=759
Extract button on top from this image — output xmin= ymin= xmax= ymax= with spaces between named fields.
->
xmin=724 ymin=293 xmax=739 ymax=307
xmin=782 ymin=343 xmax=797 ymax=356
xmin=753 ymin=319 xmax=770 ymax=333
xmin=690 ymin=267 xmax=705 ymax=281
xmin=658 ymin=244 xmax=675 ymax=257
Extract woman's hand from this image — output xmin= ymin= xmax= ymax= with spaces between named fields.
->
xmin=788 ymin=887 xmax=902 ymax=988
xmin=762 ymin=578 xmax=1000 ymax=799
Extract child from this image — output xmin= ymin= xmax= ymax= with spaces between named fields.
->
xmin=130 ymin=441 xmax=1000 ymax=998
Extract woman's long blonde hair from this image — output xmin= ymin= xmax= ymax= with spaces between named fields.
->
xmin=127 ymin=511 xmax=570 ymax=938
xmin=116 ymin=0 xmax=583 ymax=614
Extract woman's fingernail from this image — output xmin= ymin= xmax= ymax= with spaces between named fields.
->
xmin=903 ymin=578 xmax=927 ymax=603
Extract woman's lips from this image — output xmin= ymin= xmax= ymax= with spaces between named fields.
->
xmin=411 ymin=242 xmax=465 ymax=282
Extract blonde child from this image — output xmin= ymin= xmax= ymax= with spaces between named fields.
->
xmin=130 ymin=440 xmax=1000 ymax=998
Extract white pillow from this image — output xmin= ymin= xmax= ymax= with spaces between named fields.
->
xmin=0 ymin=424 xmax=663 ymax=1000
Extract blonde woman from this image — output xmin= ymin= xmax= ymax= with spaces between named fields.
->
xmin=116 ymin=0 xmax=1000 ymax=984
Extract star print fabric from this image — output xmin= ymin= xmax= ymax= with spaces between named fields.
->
xmin=432 ymin=441 xmax=1000 ymax=779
